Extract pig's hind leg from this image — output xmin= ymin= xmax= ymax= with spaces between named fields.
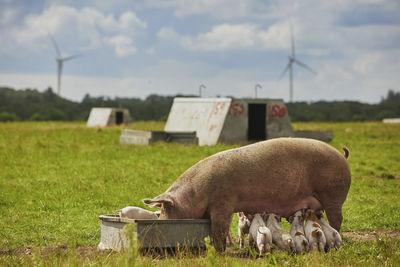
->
xmin=324 ymin=205 xmax=343 ymax=232
xmin=318 ymin=191 xmax=346 ymax=232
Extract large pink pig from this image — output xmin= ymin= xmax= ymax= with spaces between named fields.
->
xmin=143 ymin=138 xmax=351 ymax=251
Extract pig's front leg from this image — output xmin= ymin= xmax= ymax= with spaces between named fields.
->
xmin=210 ymin=209 xmax=233 ymax=252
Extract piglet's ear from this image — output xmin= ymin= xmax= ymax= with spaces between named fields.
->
xmin=142 ymin=194 xmax=174 ymax=209
xmin=314 ymin=210 xmax=323 ymax=219
xmin=246 ymin=214 xmax=254 ymax=221
xmin=261 ymin=212 xmax=268 ymax=221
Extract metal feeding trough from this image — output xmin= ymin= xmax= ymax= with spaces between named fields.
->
xmin=98 ymin=215 xmax=211 ymax=252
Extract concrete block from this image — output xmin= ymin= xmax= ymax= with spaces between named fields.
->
xmin=119 ymin=130 xmax=198 ymax=145
xmin=383 ymin=118 xmax=400 ymax=123
xmin=119 ymin=130 xmax=152 ymax=145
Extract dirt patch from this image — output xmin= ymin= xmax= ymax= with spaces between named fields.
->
xmin=0 ymin=245 xmax=101 ymax=259
xmin=2 ymin=231 xmax=400 ymax=258
xmin=0 ymin=246 xmax=32 ymax=257
xmin=343 ymin=230 xmax=400 ymax=241
xmin=76 ymin=246 xmax=106 ymax=260
xmin=39 ymin=245 xmax=68 ymax=258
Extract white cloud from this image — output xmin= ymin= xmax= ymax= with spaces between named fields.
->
xmin=258 ymin=21 xmax=292 ymax=50
xmin=146 ymin=0 xmax=272 ymax=19
xmin=98 ymin=11 xmax=146 ymax=35
xmin=0 ymin=6 xmax=18 ymax=25
xmin=119 ymin=11 xmax=147 ymax=31
xmin=352 ymin=50 xmax=400 ymax=79
xmin=0 ymin=4 xmax=146 ymax=57
xmin=188 ymin=24 xmax=257 ymax=51
xmin=171 ymin=0 xmax=255 ymax=18
xmin=157 ymin=27 xmax=180 ymax=40
xmin=145 ymin=47 xmax=155 ymax=55
xmin=353 ymin=53 xmax=381 ymax=75
xmin=104 ymin=35 xmax=137 ymax=57
xmin=158 ymin=23 xmax=290 ymax=52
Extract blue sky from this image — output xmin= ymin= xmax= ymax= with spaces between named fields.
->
xmin=0 ymin=0 xmax=399 ymax=102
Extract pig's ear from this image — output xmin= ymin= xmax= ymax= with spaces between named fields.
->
xmin=142 ymin=194 xmax=174 ymax=209
xmin=237 ymin=212 xmax=244 ymax=218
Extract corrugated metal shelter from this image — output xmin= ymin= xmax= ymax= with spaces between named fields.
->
xmin=164 ymin=98 xmax=294 ymax=146
xmin=87 ymin=107 xmax=131 ymax=127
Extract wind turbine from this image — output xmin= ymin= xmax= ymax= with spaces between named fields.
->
xmin=49 ymin=35 xmax=80 ymax=96
xmin=280 ymin=24 xmax=316 ymax=102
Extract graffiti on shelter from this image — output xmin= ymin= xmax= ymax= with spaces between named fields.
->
xmin=229 ymin=101 xmax=245 ymax=116
xmin=211 ymin=102 xmax=227 ymax=116
xmin=269 ymin=105 xmax=286 ymax=118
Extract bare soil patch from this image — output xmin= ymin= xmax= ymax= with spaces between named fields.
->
xmin=1 ymin=230 xmax=400 ymax=258
xmin=0 ymin=245 xmax=103 ymax=259
xmin=343 ymin=230 xmax=400 ymax=241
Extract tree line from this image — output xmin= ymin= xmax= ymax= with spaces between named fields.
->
xmin=286 ymin=89 xmax=400 ymax=121
xmin=0 ymin=86 xmax=399 ymax=122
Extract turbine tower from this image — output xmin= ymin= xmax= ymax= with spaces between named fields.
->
xmin=280 ymin=24 xmax=316 ymax=102
xmin=50 ymin=35 xmax=80 ymax=96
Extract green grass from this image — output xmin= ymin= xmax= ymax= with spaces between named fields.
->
xmin=0 ymin=121 xmax=399 ymax=265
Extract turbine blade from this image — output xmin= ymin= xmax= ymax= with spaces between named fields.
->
xmin=290 ymin=23 xmax=295 ymax=57
xmin=294 ymin=59 xmax=317 ymax=74
xmin=61 ymin=54 xmax=81 ymax=62
xmin=279 ymin=62 xmax=292 ymax=79
xmin=49 ymin=34 xmax=61 ymax=57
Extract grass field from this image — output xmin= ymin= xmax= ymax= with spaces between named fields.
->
xmin=0 ymin=121 xmax=399 ymax=266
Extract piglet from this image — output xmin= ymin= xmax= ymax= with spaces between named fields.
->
xmin=316 ymin=210 xmax=343 ymax=251
xmin=265 ymin=213 xmax=295 ymax=252
xmin=248 ymin=214 xmax=272 ymax=254
xmin=115 ymin=206 xmax=158 ymax=220
xmin=304 ymin=209 xmax=326 ymax=252
xmin=237 ymin=212 xmax=251 ymax=248
xmin=288 ymin=210 xmax=310 ymax=253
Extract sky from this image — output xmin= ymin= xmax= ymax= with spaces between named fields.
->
xmin=0 ymin=0 xmax=399 ymax=103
